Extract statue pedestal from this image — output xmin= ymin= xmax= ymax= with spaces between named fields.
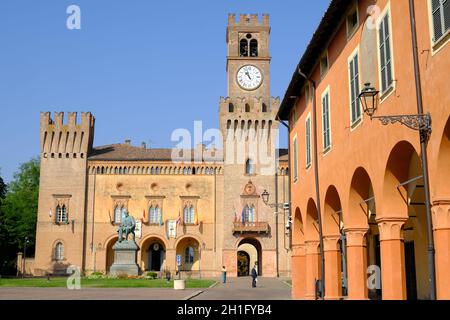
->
xmin=109 ymin=240 xmax=140 ymax=276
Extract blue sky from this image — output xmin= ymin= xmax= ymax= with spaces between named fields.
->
xmin=0 ymin=0 xmax=330 ymax=182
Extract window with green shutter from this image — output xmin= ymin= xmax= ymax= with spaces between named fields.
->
xmin=379 ymin=12 xmax=393 ymax=94
xmin=431 ymin=0 xmax=450 ymax=43
xmin=349 ymin=53 xmax=361 ymax=125
xmin=322 ymin=92 xmax=331 ymax=151
xmin=306 ymin=117 xmax=312 ymax=168
xmin=293 ymin=137 xmax=298 ymax=181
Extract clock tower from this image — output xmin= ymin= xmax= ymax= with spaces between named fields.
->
xmin=219 ymin=14 xmax=285 ymax=278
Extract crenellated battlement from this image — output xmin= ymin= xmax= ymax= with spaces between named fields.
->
xmin=228 ymin=13 xmax=269 ymax=27
xmin=40 ymin=112 xmax=95 ymax=157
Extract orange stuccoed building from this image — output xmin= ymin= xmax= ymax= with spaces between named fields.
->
xmin=277 ymin=0 xmax=450 ymax=300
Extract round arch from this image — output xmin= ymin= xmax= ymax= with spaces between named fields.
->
xmin=435 ymin=117 xmax=450 ymax=196
xmin=237 ymin=237 xmax=262 ymax=276
xmin=140 ymin=236 xmax=167 ymax=272
xmin=323 ymin=185 xmax=342 ymax=237
xmin=105 ymin=235 xmax=118 ymax=273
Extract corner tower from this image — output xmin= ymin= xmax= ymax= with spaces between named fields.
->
xmin=219 ymin=14 xmax=281 ymax=277
xmin=34 ymin=112 xmax=95 ymax=275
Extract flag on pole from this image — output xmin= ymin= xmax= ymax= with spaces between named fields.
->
xmin=177 ymin=209 xmax=181 ymax=225
xmin=194 ymin=210 xmax=198 ymax=225
xmin=141 ymin=209 xmax=146 ymax=223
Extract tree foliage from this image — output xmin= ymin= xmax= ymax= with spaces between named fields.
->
xmin=0 ymin=158 xmax=40 ymax=275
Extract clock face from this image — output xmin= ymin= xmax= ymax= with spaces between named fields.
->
xmin=237 ymin=65 xmax=263 ymax=91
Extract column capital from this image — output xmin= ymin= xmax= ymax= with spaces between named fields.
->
xmin=292 ymin=244 xmax=306 ymax=257
xmin=305 ymin=240 xmax=320 ymax=255
xmin=432 ymin=198 xmax=450 ymax=231
xmin=344 ymin=228 xmax=368 ymax=247
xmin=376 ymin=217 xmax=408 ymax=241
xmin=323 ymin=235 xmax=340 ymax=251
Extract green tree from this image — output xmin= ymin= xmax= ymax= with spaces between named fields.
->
xmin=0 ymin=158 xmax=40 ymax=275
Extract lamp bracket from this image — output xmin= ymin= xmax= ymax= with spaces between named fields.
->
xmin=372 ymin=112 xmax=432 ymax=143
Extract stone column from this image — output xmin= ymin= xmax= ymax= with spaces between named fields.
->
xmin=377 ymin=217 xmax=408 ymax=300
xmin=344 ymin=228 xmax=368 ymax=300
xmin=304 ymin=240 xmax=320 ymax=300
xmin=291 ymin=244 xmax=306 ymax=299
xmin=323 ymin=235 xmax=342 ymax=300
xmin=432 ymin=199 xmax=450 ymax=300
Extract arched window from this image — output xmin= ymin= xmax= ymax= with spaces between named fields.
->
xmin=183 ymin=167 xmax=188 ymax=175
xmin=185 ymin=246 xmax=194 ymax=264
xmin=245 ymin=104 xmax=250 ymax=112
xmin=240 ymin=39 xmax=248 ymax=57
xmin=250 ymin=39 xmax=258 ymax=57
xmin=56 ymin=205 xmax=67 ymax=223
xmin=262 ymin=103 xmax=268 ymax=113
xmin=119 ymin=167 xmax=123 ymax=175
xmin=245 ymin=158 xmax=254 ymax=175
xmin=149 ymin=206 xmax=161 ymax=224
xmin=229 ymin=103 xmax=234 ymax=113
xmin=54 ymin=242 xmax=64 ymax=261
xmin=155 ymin=167 xmax=160 ymax=175
xmin=151 ymin=167 xmax=155 ymax=175
xmin=184 ymin=206 xmax=195 ymax=224
xmin=123 ymin=167 xmax=128 ymax=174
xmin=114 ymin=206 xmax=124 ymax=224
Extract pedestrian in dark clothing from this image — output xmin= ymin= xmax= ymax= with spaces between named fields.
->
xmin=251 ymin=263 xmax=258 ymax=288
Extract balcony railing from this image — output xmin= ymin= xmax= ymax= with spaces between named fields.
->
xmin=233 ymin=222 xmax=269 ymax=234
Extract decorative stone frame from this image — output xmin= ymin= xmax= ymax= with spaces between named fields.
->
xmin=145 ymin=195 xmax=165 ymax=225
xmin=111 ymin=195 xmax=131 ymax=225
xmin=52 ymin=194 xmax=71 ymax=225
xmin=240 ymin=181 xmax=260 ymax=222
xmin=180 ymin=196 xmax=200 ymax=225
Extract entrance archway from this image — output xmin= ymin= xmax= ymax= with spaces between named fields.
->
xmin=237 ymin=251 xmax=251 ymax=276
xmin=176 ymin=237 xmax=200 ymax=272
xmin=141 ymin=237 xmax=166 ymax=272
xmin=383 ymin=141 xmax=430 ymax=300
xmin=105 ymin=236 xmax=118 ymax=273
xmin=237 ymin=238 xmax=262 ymax=276
xmin=347 ymin=167 xmax=380 ymax=300
xmin=323 ymin=185 xmax=344 ymax=299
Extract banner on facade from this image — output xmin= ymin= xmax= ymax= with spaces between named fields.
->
xmin=166 ymin=220 xmax=177 ymax=239
xmin=135 ymin=219 xmax=142 ymax=239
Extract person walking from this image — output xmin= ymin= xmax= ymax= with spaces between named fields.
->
xmin=251 ymin=263 xmax=258 ymax=288
xmin=221 ymin=266 xmax=227 ymax=284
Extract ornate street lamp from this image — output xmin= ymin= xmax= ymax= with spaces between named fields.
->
xmin=358 ymin=83 xmax=379 ymax=118
xmin=358 ymin=82 xmax=432 ymax=143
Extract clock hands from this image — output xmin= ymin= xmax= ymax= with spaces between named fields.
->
xmin=245 ymin=71 xmax=252 ymax=81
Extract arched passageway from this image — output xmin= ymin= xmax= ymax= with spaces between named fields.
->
xmin=323 ymin=186 xmax=344 ymax=299
xmin=141 ymin=237 xmax=166 ymax=272
xmin=346 ymin=167 xmax=380 ymax=300
xmin=292 ymin=207 xmax=306 ymax=299
xmin=237 ymin=238 xmax=262 ymax=276
xmin=381 ymin=141 xmax=430 ymax=300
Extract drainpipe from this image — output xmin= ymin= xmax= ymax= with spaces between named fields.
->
xmin=275 ymin=169 xmax=280 ymax=277
xmin=276 ymin=116 xmax=292 ymax=253
xmin=297 ymin=66 xmax=325 ymax=299
xmin=409 ymin=0 xmax=436 ymax=300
